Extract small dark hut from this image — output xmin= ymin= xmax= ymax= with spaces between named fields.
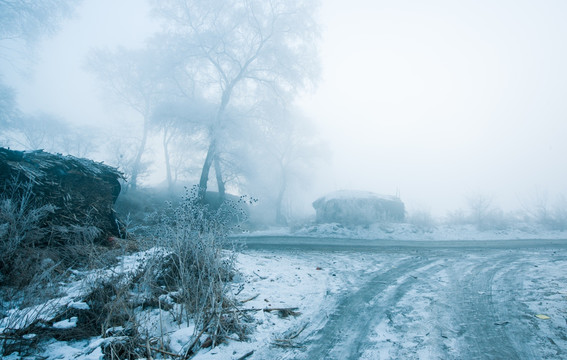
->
xmin=0 ymin=147 xmax=123 ymax=244
xmin=312 ymin=190 xmax=405 ymax=226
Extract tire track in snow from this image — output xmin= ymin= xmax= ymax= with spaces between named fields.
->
xmin=491 ymin=251 xmax=567 ymax=359
xmin=447 ymin=252 xmax=528 ymax=359
xmin=301 ymin=255 xmax=441 ymax=360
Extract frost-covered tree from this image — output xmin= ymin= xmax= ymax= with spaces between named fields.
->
xmin=0 ymin=0 xmax=80 ymax=46
xmin=253 ymin=105 xmax=324 ymax=224
xmin=9 ymin=113 xmax=96 ymax=156
xmin=0 ymin=80 xmax=19 ymax=132
xmin=0 ymin=0 xmax=81 ymax=135
xmin=17 ymin=113 xmax=69 ymax=151
xmin=87 ymin=47 xmax=167 ymax=191
xmin=467 ymin=193 xmax=494 ymax=230
xmin=150 ymin=0 xmax=320 ymax=201
xmin=151 ymin=98 xmax=216 ymax=192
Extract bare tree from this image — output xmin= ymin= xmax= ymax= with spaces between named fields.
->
xmin=12 ymin=113 xmax=67 ymax=150
xmin=0 ymin=0 xmax=80 ymax=46
xmin=0 ymin=0 xmax=81 ymax=134
xmin=520 ymin=189 xmax=551 ymax=225
xmin=265 ymin=109 xmax=323 ymax=224
xmin=466 ymin=193 xmax=509 ymax=231
xmin=0 ymin=80 xmax=19 ymax=134
xmin=151 ymin=98 xmax=215 ymax=193
xmin=3 ymin=113 xmax=96 ymax=157
xmin=467 ymin=193 xmax=493 ymax=229
xmin=151 ymin=0 xmax=320 ymax=201
xmin=87 ymin=47 xmax=166 ymax=191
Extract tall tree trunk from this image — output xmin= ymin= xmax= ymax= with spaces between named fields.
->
xmin=130 ymin=116 xmax=149 ymax=191
xmin=163 ymin=128 xmax=173 ymax=193
xmin=275 ymin=166 xmax=287 ymax=225
xmin=198 ymin=140 xmax=216 ymax=201
xmin=214 ymin=155 xmax=225 ymax=203
xmin=197 ymin=86 xmax=232 ymax=201
xmin=275 ymin=189 xmax=287 ymax=225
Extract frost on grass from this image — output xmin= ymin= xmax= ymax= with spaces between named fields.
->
xmin=0 ymin=186 xmax=255 ymax=359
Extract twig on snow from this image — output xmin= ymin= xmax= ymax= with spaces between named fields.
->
xmin=241 ymin=294 xmax=259 ymax=303
xmin=150 ymin=346 xmax=182 ymax=357
xmin=253 ymin=271 xmax=267 ymax=280
xmin=236 ymin=350 xmax=254 ymax=360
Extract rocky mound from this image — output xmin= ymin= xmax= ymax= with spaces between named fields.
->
xmin=313 ymin=190 xmax=405 ymax=226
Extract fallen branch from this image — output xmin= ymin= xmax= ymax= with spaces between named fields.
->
xmin=287 ymin=323 xmax=308 ymax=340
xmin=150 ymin=346 xmax=182 ymax=358
xmin=236 ymin=350 xmax=254 ymax=360
xmin=262 ymin=307 xmax=299 ymax=313
xmin=264 ymin=307 xmax=301 ymax=317
xmin=145 ymin=339 xmax=154 ymax=360
xmin=182 ymin=318 xmax=211 ymax=360
xmin=228 ymin=306 xmax=300 ymax=314
xmin=235 ymin=284 xmax=245 ymax=296
xmin=253 ymin=271 xmax=267 ymax=280
xmin=272 ymin=323 xmax=308 ymax=348
xmin=241 ymin=294 xmax=259 ymax=303
xmin=272 ymin=339 xmax=305 ymax=348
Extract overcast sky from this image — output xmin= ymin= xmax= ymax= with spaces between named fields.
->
xmin=302 ymin=0 xmax=567 ymax=214
xmin=5 ymin=0 xmax=567 ymax=215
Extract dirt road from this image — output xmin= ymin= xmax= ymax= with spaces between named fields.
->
xmin=244 ymin=238 xmax=567 ymax=359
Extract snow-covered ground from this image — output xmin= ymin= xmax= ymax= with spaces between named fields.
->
xmin=1 ymin=249 xmax=363 ymax=359
xmin=246 ymin=222 xmax=567 ymax=241
xmin=3 ymin=224 xmax=567 ymax=359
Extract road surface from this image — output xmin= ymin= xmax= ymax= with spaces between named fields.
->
xmin=240 ymin=236 xmax=567 ymax=359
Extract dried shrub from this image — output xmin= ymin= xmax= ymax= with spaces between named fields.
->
xmin=149 ymin=186 xmax=250 ymax=350
xmin=0 ymin=176 xmax=127 ymax=288
xmin=0 ymin=179 xmax=56 ymax=285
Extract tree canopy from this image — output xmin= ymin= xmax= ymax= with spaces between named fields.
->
xmin=0 ymin=0 xmax=80 ymax=44
xmin=150 ymin=0 xmax=320 ymax=200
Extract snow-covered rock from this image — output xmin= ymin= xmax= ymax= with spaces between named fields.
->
xmin=312 ymin=190 xmax=405 ymax=226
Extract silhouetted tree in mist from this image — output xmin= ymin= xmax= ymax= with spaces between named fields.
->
xmin=252 ymin=105 xmax=324 ymax=224
xmin=87 ymin=47 xmax=167 ymax=191
xmin=467 ymin=193 xmax=494 ymax=230
xmin=0 ymin=0 xmax=81 ymax=139
xmin=0 ymin=0 xmax=80 ymax=46
xmin=151 ymin=98 xmax=216 ymax=192
xmin=150 ymin=0 xmax=320 ymax=201
xmin=5 ymin=114 xmax=98 ymax=157
xmin=17 ymin=114 xmax=69 ymax=151
xmin=0 ymin=81 xmax=19 ymax=134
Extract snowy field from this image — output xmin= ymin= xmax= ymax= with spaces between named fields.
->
xmin=2 ymin=225 xmax=567 ymax=359
xmin=2 ymin=249 xmax=365 ymax=359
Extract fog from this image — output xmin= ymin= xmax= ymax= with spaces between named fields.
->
xmin=2 ymin=0 xmax=567 ymax=220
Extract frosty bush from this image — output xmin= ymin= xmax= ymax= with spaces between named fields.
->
xmin=550 ymin=196 xmax=567 ymax=231
xmin=519 ymin=192 xmax=567 ymax=231
xmin=0 ymin=177 xmax=111 ymax=288
xmin=150 ymin=186 xmax=249 ymax=350
xmin=444 ymin=209 xmax=468 ymax=226
xmin=0 ymin=179 xmax=56 ymax=284
xmin=0 ymin=180 xmax=55 ymax=254
xmin=465 ymin=194 xmax=511 ymax=231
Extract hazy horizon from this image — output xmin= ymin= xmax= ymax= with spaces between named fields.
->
xmin=3 ymin=0 xmax=567 ymax=217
